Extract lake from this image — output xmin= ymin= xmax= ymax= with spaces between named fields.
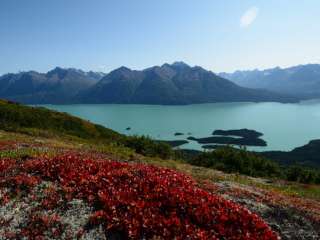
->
xmin=40 ymin=100 xmax=320 ymax=151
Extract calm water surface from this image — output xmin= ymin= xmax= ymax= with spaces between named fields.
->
xmin=40 ymin=100 xmax=320 ymax=151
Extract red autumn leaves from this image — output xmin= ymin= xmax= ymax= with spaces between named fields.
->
xmin=1 ymin=153 xmax=278 ymax=239
xmin=0 ymin=141 xmax=17 ymax=151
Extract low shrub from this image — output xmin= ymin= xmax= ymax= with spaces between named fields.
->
xmin=186 ymin=147 xmax=281 ymax=178
xmin=1 ymin=153 xmax=278 ymax=239
xmin=24 ymin=155 xmax=277 ymax=240
xmin=123 ymin=135 xmax=173 ymax=159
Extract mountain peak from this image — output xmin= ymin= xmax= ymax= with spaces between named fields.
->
xmin=46 ymin=67 xmax=68 ymax=78
xmin=171 ymin=61 xmax=190 ymax=68
xmin=50 ymin=66 xmax=65 ymax=72
xmin=106 ymin=66 xmax=134 ymax=80
xmin=113 ymin=66 xmax=132 ymax=73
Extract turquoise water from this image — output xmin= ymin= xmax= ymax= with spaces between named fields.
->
xmin=40 ymin=100 xmax=320 ymax=151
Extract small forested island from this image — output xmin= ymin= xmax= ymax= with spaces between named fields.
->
xmin=187 ymin=136 xmax=197 ymax=141
xmin=174 ymin=132 xmax=184 ymax=136
xmin=159 ymin=139 xmax=189 ymax=147
xmin=188 ymin=128 xmax=267 ymax=147
xmin=193 ymin=136 xmax=267 ymax=146
xmin=212 ymin=129 xmax=263 ymax=139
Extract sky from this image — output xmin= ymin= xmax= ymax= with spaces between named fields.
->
xmin=0 ymin=0 xmax=320 ymax=75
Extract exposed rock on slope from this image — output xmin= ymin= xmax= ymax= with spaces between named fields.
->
xmin=78 ymin=62 xmax=297 ymax=104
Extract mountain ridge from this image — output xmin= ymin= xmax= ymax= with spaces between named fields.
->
xmin=76 ymin=62 xmax=297 ymax=105
xmin=0 ymin=67 xmax=103 ymax=104
xmin=0 ymin=62 xmax=298 ymax=104
xmin=219 ymin=63 xmax=320 ymax=99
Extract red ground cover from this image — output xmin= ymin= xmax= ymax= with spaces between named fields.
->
xmin=1 ymin=154 xmax=279 ymax=239
xmin=0 ymin=141 xmax=17 ymax=151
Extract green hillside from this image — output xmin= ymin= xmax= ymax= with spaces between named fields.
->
xmin=0 ymin=99 xmax=121 ymax=141
xmin=0 ymin=99 xmax=172 ymax=159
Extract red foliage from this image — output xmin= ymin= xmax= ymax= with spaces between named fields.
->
xmin=1 ymin=173 xmax=39 ymax=195
xmin=1 ymin=214 xmax=64 ymax=240
xmin=15 ymin=154 xmax=278 ymax=240
xmin=0 ymin=141 xmax=16 ymax=151
xmin=20 ymin=213 xmax=64 ymax=239
xmin=0 ymin=158 xmax=17 ymax=173
xmin=40 ymin=185 xmax=62 ymax=210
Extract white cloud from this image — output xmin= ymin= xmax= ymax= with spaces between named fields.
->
xmin=240 ymin=7 xmax=259 ymax=28
xmin=97 ymin=65 xmax=107 ymax=70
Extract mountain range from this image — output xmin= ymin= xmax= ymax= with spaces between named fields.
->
xmin=0 ymin=67 xmax=104 ymax=104
xmin=0 ymin=62 xmax=298 ymax=104
xmin=219 ymin=64 xmax=320 ymax=99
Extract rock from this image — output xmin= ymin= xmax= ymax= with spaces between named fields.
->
xmin=174 ymin=132 xmax=184 ymax=136
xmin=187 ymin=136 xmax=197 ymax=141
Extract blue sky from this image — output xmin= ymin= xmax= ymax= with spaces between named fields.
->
xmin=0 ymin=0 xmax=319 ymax=74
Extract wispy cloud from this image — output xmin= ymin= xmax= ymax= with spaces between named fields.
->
xmin=97 ymin=65 xmax=107 ymax=70
xmin=240 ymin=7 xmax=259 ymax=28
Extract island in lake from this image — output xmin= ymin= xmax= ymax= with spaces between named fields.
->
xmin=188 ymin=128 xmax=267 ymax=147
xmin=202 ymin=145 xmax=224 ymax=150
xmin=159 ymin=140 xmax=189 ymax=147
xmin=212 ymin=129 xmax=263 ymax=139
xmin=174 ymin=132 xmax=184 ymax=136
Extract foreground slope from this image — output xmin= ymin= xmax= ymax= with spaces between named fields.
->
xmin=0 ymin=100 xmax=319 ymax=239
xmin=1 ymin=131 xmax=319 ymax=239
xmin=0 ymin=151 xmax=277 ymax=239
xmin=0 ymin=99 xmax=121 ymax=142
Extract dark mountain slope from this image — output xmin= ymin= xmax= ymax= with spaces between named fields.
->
xmin=0 ymin=67 xmax=102 ymax=104
xmin=78 ymin=62 xmax=297 ymax=104
xmin=77 ymin=67 xmax=145 ymax=103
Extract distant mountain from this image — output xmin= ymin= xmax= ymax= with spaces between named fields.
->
xmin=0 ymin=67 xmax=103 ymax=104
xmin=76 ymin=62 xmax=297 ymax=104
xmin=219 ymin=64 xmax=320 ymax=99
xmin=0 ymin=63 xmax=297 ymax=104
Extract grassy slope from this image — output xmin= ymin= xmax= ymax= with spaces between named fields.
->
xmin=0 ymin=99 xmax=173 ymax=160
xmin=0 ymin=99 xmax=320 ymax=238
xmin=0 ymin=99 xmax=122 ymax=142
xmin=0 ymin=99 xmax=319 ymax=200
xmin=1 ymin=130 xmax=320 ymax=238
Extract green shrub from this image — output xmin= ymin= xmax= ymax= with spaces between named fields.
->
xmin=0 ymin=100 xmax=174 ymax=159
xmin=123 ymin=135 xmax=173 ymax=159
xmin=285 ymin=165 xmax=320 ymax=184
xmin=186 ymin=146 xmax=281 ymax=178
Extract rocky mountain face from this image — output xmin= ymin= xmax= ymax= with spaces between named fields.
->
xmin=0 ymin=62 xmax=298 ymax=104
xmin=76 ymin=62 xmax=297 ymax=104
xmin=0 ymin=67 xmax=102 ymax=104
xmin=219 ymin=64 xmax=320 ymax=99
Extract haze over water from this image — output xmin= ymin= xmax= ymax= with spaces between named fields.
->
xmin=41 ymin=100 xmax=320 ymax=151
